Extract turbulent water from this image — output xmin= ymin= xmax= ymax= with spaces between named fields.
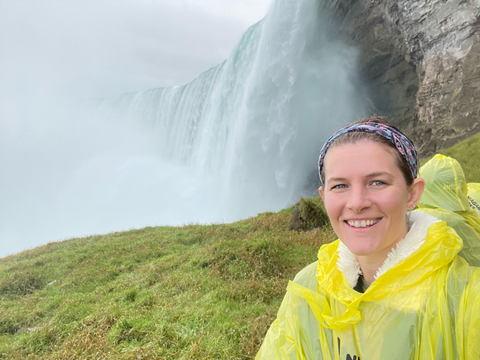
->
xmin=1 ymin=0 xmax=369 ymax=257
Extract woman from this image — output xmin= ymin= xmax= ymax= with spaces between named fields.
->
xmin=256 ymin=118 xmax=480 ymax=360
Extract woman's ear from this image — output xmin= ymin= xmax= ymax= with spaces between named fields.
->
xmin=318 ymin=186 xmax=325 ymax=201
xmin=407 ymin=178 xmax=425 ymax=210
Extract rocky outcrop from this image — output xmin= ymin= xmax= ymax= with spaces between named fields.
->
xmin=323 ymin=0 xmax=480 ymax=155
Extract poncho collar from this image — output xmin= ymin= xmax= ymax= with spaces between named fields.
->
xmin=337 ymin=211 xmax=440 ymax=288
xmin=312 ymin=211 xmax=463 ymax=329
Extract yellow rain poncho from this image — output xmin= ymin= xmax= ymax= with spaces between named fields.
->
xmin=416 ymin=154 xmax=480 ymax=267
xmin=256 ymin=215 xmax=480 ymax=359
xmin=468 ymin=183 xmax=480 ymax=216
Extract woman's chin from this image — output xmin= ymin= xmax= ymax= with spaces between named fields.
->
xmin=341 ymin=240 xmax=383 ymax=258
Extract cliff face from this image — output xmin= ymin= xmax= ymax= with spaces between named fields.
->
xmin=324 ymin=0 xmax=480 ymax=155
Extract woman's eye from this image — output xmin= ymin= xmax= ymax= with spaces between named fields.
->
xmin=371 ymin=180 xmax=386 ymax=186
xmin=331 ymin=184 xmax=347 ymax=190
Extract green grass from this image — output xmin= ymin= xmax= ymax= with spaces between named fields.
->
xmin=1 ymin=132 xmax=479 ymax=359
xmin=0 ymin=213 xmax=335 ymax=359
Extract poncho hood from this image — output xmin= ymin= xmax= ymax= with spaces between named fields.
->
xmin=416 ymin=155 xmax=480 ymax=267
xmin=418 ymin=154 xmax=470 ymax=211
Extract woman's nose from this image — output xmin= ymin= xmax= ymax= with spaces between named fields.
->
xmin=346 ymin=186 xmax=371 ymax=212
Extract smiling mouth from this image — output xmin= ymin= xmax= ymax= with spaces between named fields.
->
xmin=345 ymin=218 xmax=381 ymax=228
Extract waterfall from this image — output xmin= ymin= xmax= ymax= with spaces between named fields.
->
xmin=88 ymin=0 xmax=367 ymax=222
xmin=0 ymin=0 xmax=368 ymax=257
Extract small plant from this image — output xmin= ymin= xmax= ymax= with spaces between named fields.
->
xmin=124 ymin=288 xmax=137 ymax=302
xmin=288 ymin=196 xmax=329 ymax=231
xmin=0 ymin=270 xmax=44 ymax=298
xmin=109 ymin=318 xmax=149 ymax=344
xmin=0 ymin=317 xmax=19 ymax=335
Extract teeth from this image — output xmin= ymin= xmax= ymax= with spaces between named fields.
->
xmin=347 ymin=219 xmax=379 ymax=228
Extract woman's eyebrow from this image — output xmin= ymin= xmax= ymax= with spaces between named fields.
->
xmin=365 ymin=171 xmax=393 ymax=178
xmin=327 ymin=172 xmax=392 ymax=182
xmin=327 ymin=177 xmax=347 ymax=182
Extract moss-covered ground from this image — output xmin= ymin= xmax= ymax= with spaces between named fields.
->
xmin=0 ymin=211 xmax=335 ymax=359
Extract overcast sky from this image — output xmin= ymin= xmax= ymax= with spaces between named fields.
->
xmin=0 ymin=0 xmax=273 ymax=99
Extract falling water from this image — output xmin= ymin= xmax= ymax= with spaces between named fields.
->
xmin=1 ymin=0 xmax=368 ymax=257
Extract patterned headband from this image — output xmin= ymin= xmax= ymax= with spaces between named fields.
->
xmin=318 ymin=122 xmax=418 ymax=186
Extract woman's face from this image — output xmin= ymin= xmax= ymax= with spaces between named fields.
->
xmin=319 ymin=140 xmax=424 ymax=263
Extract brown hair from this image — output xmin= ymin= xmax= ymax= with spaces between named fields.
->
xmin=320 ymin=116 xmax=415 ymax=186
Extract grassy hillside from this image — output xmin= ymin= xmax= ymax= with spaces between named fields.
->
xmin=0 ymin=210 xmax=335 ymax=359
xmin=1 ymin=131 xmax=479 ymax=359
